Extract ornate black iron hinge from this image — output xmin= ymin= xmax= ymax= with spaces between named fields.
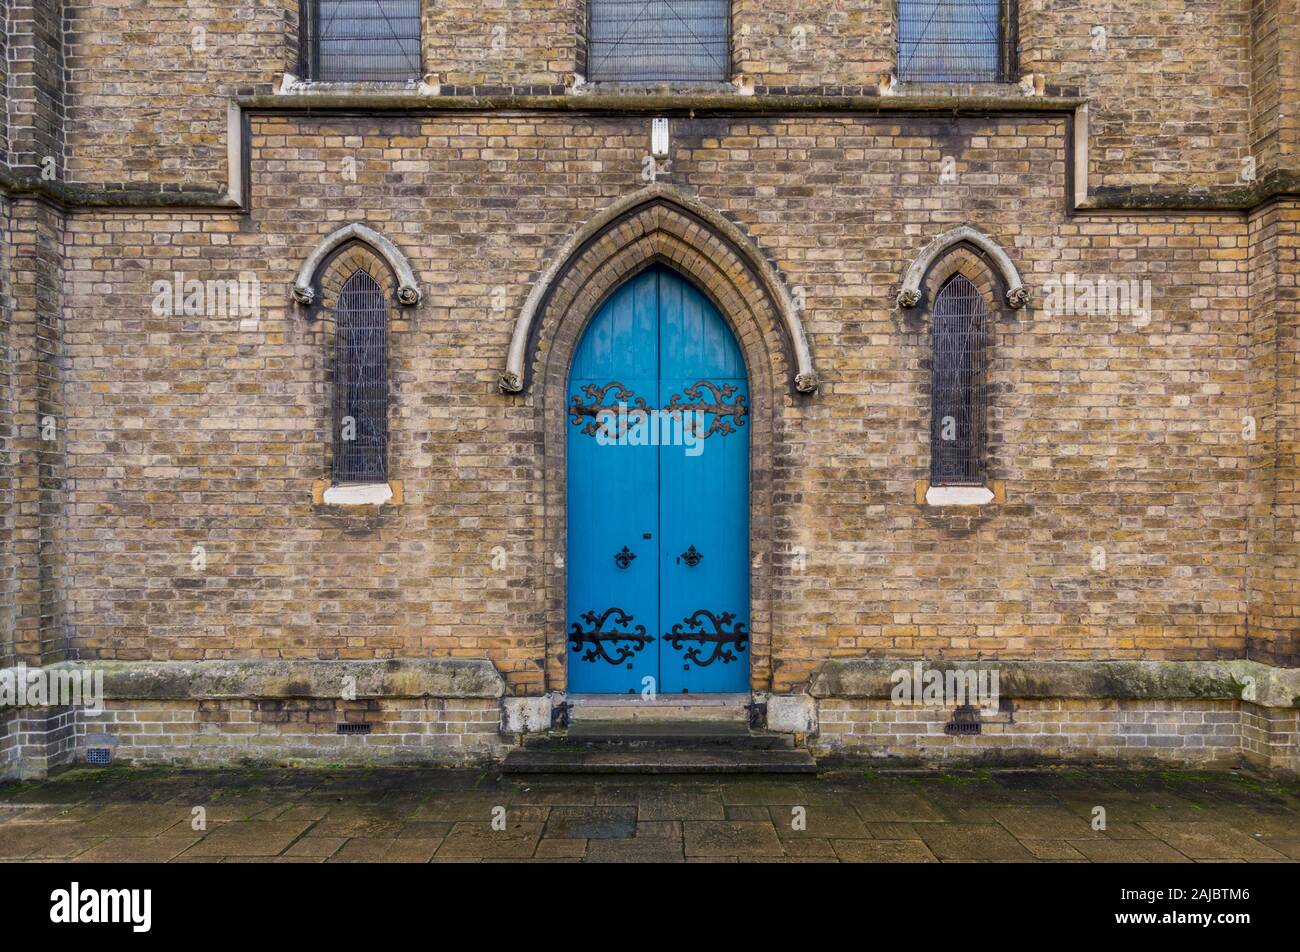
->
xmin=664 ymin=380 xmax=748 ymax=438
xmin=662 ymin=609 xmax=750 ymax=668
xmin=569 ymin=607 xmax=655 ymax=667
xmin=569 ymin=381 xmax=653 ymax=439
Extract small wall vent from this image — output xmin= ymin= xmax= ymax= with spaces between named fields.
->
xmin=944 ymin=705 xmax=982 ymax=736
xmin=86 ymin=747 xmax=113 ymax=766
xmin=336 ymin=723 xmax=372 ymax=735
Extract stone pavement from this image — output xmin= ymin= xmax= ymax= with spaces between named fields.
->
xmin=0 ymin=765 xmax=1297 ymax=862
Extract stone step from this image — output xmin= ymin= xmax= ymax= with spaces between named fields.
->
xmin=501 ymin=748 xmax=818 ymax=775
xmin=523 ymin=720 xmax=794 ymax=751
xmin=566 ymin=692 xmax=750 ymax=723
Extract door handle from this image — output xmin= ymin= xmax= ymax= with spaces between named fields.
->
xmin=677 ymin=545 xmax=702 ymax=567
xmin=614 ymin=546 xmax=636 ymax=569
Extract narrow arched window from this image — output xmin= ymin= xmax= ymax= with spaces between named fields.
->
xmin=332 ymin=269 xmax=389 ymax=484
xmin=930 ymin=274 xmax=986 ymax=485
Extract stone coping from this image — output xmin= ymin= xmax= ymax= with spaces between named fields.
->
xmin=42 ymin=659 xmax=505 ymax=701
xmin=808 ymin=658 xmax=1300 ymax=709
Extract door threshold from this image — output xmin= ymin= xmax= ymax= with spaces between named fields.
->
xmin=567 ymin=692 xmax=750 ymax=707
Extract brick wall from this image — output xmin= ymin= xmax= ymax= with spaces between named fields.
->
xmin=2 ymin=2 xmax=1297 ymax=753
xmin=61 ymin=0 xmax=291 ymax=188
xmin=51 ymin=113 xmax=1267 ymax=694
xmin=8 ymin=199 xmax=66 ymax=666
xmin=1022 ymin=0 xmax=1253 ymax=190
xmin=425 ymin=0 xmax=578 ymax=88
xmin=0 ymin=196 xmax=14 ymax=669
xmin=731 ymin=0 xmax=894 ymax=88
xmin=49 ymin=1 xmax=1274 ymax=195
xmin=1250 ymin=0 xmax=1282 ymax=179
xmin=0 ymin=0 xmax=10 ymax=163
xmin=816 ymin=697 xmax=1244 ymax=766
xmin=77 ymin=698 xmax=506 ymax=765
xmin=0 ymin=710 xmax=17 ymax=779
xmin=0 ymin=704 xmax=75 ymax=777
xmin=1247 ymin=201 xmax=1300 ymax=665
xmin=5 ymin=0 xmax=65 ymax=175
xmin=1241 ymin=701 xmax=1299 ymax=772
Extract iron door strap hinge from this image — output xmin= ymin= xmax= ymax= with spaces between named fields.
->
xmin=614 ymin=546 xmax=636 ymax=569
xmin=570 ymin=380 xmax=747 ymax=440
xmin=569 ymin=607 xmax=655 ymax=668
xmin=678 ymin=545 xmax=702 ymax=567
xmin=663 ymin=609 xmax=749 ymax=669
xmin=664 ymin=381 xmax=748 ymax=437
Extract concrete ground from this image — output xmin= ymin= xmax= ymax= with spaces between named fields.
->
xmin=0 ymin=764 xmax=1297 ymax=862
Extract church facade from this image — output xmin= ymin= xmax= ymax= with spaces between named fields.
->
xmin=1 ymin=0 xmax=1298 ymax=777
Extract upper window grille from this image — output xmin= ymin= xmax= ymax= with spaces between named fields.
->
xmin=930 ymin=274 xmax=987 ymax=486
xmin=332 ymin=269 xmax=390 ymax=484
xmin=587 ymin=0 xmax=730 ymax=83
xmin=898 ymin=0 xmax=1013 ymax=83
xmin=301 ymin=0 xmax=422 ymax=83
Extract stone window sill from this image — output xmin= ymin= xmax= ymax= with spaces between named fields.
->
xmin=312 ymin=480 xmax=403 ymax=508
xmin=277 ymin=74 xmax=433 ymax=96
xmin=915 ymin=480 xmax=1005 ymax=507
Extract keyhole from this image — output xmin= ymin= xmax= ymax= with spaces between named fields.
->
xmin=643 ymin=533 xmax=652 ymax=539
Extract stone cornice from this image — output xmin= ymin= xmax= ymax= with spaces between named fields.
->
xmin=238 ymin=90 xmax=1089 ymax=114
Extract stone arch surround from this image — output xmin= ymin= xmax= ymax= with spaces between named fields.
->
xmin=520 ymin=191 xmax=811 ymax=693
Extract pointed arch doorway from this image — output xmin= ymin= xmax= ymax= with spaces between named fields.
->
xmin=566 ymin=266 xmax=750 ymax=694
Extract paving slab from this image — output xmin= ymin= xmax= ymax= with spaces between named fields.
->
xmin=847 ymin=790 xmax=947 ymax=823
xmin=917 ymin=823 xmax=1038 ymax=861
xmin=1137 ymin=821 xmax=1290 ymax=861
xmin=181 ymin=819 xmax=314 ymax=858
xmin=832 ymin=839 xmax=938 ymax=862
xmin=72 ymin=832 xmax=203 ymax=863
xmin=544 ymin=806 xmax=637 ymax=839
xmin=991 ymin=805 xmax=1106 ymax=841
xmin=585 ymin=839 xmax=684 ymax=863
xmin=636 ymin=791 xmax=726 ymax=821
xmin=1068 ymin=838 xmax=1195 ymax=863
xmin=683 ymin=820 xmax=784 ymax=856
xmin=779 ymin=803 xmax=870 ymax=838
xmin=435 ymin=821 xmax=544 ymax=859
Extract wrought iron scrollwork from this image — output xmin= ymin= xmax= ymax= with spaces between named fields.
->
xmin=664 ymin=381 xmax=748 ymax=438
xmin=569 ymin=382 xmax=652 ymax=439
xmin=614 ymin=546 xmax=636 ymax=569
xmin=678 ymin=545 xmax=702 ymax=567
xmin=663 ymin=609 xmax=749 ymax=668
xmin=569 ymin=607 xmax=655 ymax=667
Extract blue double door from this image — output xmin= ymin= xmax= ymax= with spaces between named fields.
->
xmin=567 ymin=266 xmax=750 ymax=694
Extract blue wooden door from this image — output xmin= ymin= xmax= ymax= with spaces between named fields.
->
xmin=567 ymin=267 xmax=750 ymax=694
